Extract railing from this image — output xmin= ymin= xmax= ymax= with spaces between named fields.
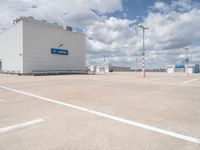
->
xmin=32 ymin=70 xmax=87 ymax=76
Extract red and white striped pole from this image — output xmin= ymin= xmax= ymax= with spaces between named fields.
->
xmin=141 ymin=55 xmax=146 ymax=77
xmin=185 ymin=48 xmax=189 ymax=77
xmin=186 ymin=64 xmax=189 ymax=77
xmin=138 ymin=24 xmax=148 ymax=77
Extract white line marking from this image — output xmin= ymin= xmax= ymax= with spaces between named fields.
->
xmin=181 ymin=78 xmax=198 ymax=84
xmin=0 ymin=119 xmax=44 ymax=135
xmin=0 ymin=85 xmax=199 ymax=144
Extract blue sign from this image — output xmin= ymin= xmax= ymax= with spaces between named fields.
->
xmin=175 ymin=64 xmax=185 ymax=68
xmin=51 ymin=48 xmax=69 ymax=55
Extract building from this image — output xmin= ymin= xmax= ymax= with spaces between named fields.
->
xmin=109 ymin=65 xmax=131 ymax=72
xmin=174 ymin=64 xmax=185 ymax=72
xmin=94 ymin=65 xmax=131 ymax=73
xmin=166 ymin=64 xmax=199 ymax=74
xmin=166 ymin=65 xmax=175 ymax=73
xmin=166 ymin=64 xmax=185 ymax=73
xmin=87 ymin=66 xmax=96 ymax=75
xmin=0 ymin=17 xmax=86 ymax=74
xmin=187 ymin=64 xmax=199 ymax=74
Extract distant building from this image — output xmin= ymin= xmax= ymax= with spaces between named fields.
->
xmin=94 ymin=65 xmax=131 ymax=73
xmin=87 ymin=66 xmax=96 ymax=74
xmin=174 ymin=64 xmax=185 ymax=72
xmin=108 ymin=65 xmax=131 ymax=72
xmin=166 ymin=65 xmax=175 ymax=73
xmin=187 ymin=64 xmax=199 ymax=73
xmin=166 ymin=64 xmax=199 ymax=74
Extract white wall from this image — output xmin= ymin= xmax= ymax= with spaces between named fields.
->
xmin=23 ymin=20 xmax=86 ymax=73
xmin=167 ymin=68 xmax=174 ymax=73
xmin=0 ymin=22 xmax=23 ymax=73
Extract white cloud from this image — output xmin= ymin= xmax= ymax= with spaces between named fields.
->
xmin=0 ymin=0 xmax=123 ymax=29
xmin=87 ymin=17 xmax=135 ymax=44
xmin=94 ymin=0 xmax=123 ymax=14
xmin=86 ymin=1 xmax=200 ymax=68
xmin=141 ymin=1 xmax=200 ymax=68
xmin=171 ymin=0 xmax=192 ymax=12
xmin=0 ymin=0 xmax=200 ymax=68
xmin=153 ymin=1 xmax=170 ymax=13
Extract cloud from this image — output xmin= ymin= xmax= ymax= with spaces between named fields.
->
xmin=141 ymin=0 xmax=200 ymax=67
xmin=86 ymin=0 xmax=200 ymax=68
xmin=87 ymin=17 xmax=135 ymax=44
xmin=153 ymin=1 xmax=170 ymax=13
xmin=0 ymin=0 xmax=200 ymax=68
xmin=0 ymin=0 xmax=123 ymax=29
xmin=171 ymin=0 xmax=192 ymax=12
xmin=85 ymin=16 xmax=139 ymax=67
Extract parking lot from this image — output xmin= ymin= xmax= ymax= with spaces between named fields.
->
xmin=0 ymin=72 xmax=200 ymax=150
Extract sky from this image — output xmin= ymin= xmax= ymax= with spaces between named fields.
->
xmin=0 ymin=0 xmax=200 ymax=69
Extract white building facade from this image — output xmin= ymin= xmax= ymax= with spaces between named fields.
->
xmin=166 ymin=64 xmax=199 ymax=74
xmin=0 ymin=17 xmax=86 ymax=74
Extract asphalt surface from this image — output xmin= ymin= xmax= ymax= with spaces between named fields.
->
xmin=0 ymin=72 xmax=200 ymax=150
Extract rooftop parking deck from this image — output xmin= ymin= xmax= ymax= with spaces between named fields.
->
xmin=0 ymin=72 xmax=200 ymax=150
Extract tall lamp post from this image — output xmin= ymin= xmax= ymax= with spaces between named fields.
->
xmin=103 ymin=55 xmax=106 ymax=74
xmin=138 ymin=24 xmax=148 ymax=77
xmin=185 ymin=47 xmax=189 ymax=76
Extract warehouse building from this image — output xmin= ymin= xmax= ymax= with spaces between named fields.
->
xmin=0 ymin=17 xmax=86 ymax=74
xmin=108 ymin=65 xmax=131 ymax=72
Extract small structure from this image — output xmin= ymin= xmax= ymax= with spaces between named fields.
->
xmin=96 ymin=66 xmax=109 ymax=73
xmin=174 ymin=64 xmax=185 ymax=72
xmin=166 ymin=64 xmax=199 ymax=74
xmin=166 ymin=65 xmax=175 ymax=73
xmin=87 ymin=66 xmax=96 ymax=75
xmin=187 ymin=64 xmax=199 ymax=74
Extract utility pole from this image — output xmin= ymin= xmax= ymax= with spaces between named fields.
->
xmin=135 ymin=58 xmax=138 ymax=72
xmin=185 ymin=48 xmax=189 ymax=76
xmin=103 ymin=55 xmax=106 ymax=74
xmin=138 ymin=24 xmax=148 ymax=77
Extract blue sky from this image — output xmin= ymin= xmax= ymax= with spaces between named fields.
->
xmin=0 ymin=0 xmax=200 ymax=68
xmin=124 ymin=0 xmax=200 ymax=19
xmin=124 ymin=0 xmax=156 ymax=19
xmin=106 ymin=0 xmax=156 ymax=21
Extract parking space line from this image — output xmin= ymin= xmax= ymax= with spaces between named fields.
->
xmin=0 ymin=119 xmax=44 ymax=135
xmin=181 ymin=78 xmax=198 ymax=84
xmin=0 ymin=85 xmax=199 ymax=144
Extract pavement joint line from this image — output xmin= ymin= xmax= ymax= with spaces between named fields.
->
xmin=0 ymin=99 xmax=7 ymax=102
xmin=88 ymin=78 xmax=200 ymax=87
xmin=146 ymin=78 xmax=168 ymax=82
xmin=181 ymin=78 xmax=198 ymax=84
xmin=0 ymin=85 xmax=199 ymax=144
xmin=0 ymin=119 xmax=44 ymax=135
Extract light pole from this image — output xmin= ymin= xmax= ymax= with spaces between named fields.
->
xmin=138 ymin=24 xmax=148 ymax=77
xmin=103 ymin=55 xmax=106 ymax=74
xmin=185 ymin=47 xmax=189 ymax=76
xmin=135 ymin=57 xmax=138 ymax=72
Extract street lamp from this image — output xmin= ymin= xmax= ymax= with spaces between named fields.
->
xmin=138 ymin=24 xmax=148 ymax=77
xmin=103 ymin=55 xmax=106 ymax=74
xmin=185 ymin=47 xmax=189 ymax=76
